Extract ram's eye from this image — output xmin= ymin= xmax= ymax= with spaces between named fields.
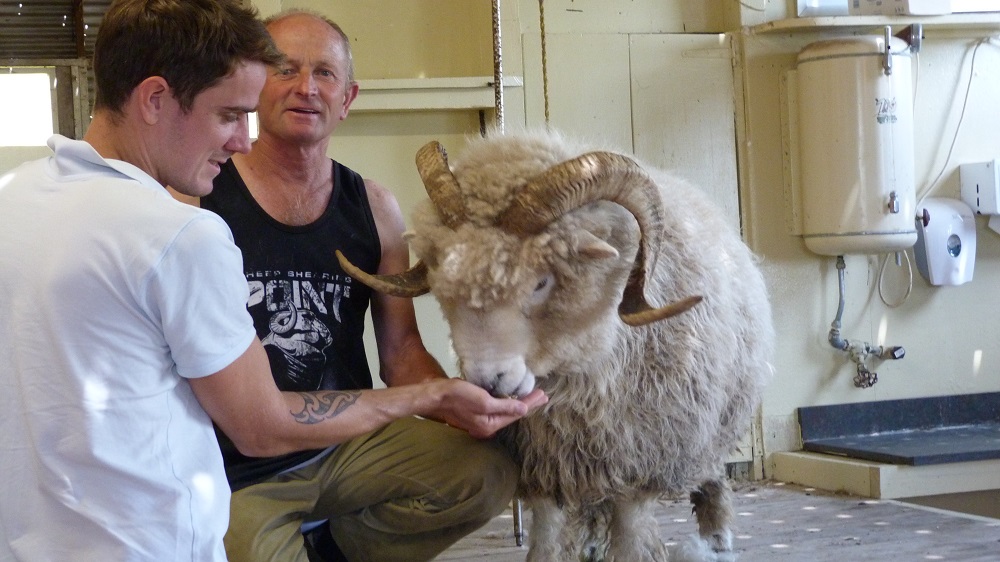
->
xmin=528 ymin=274 xmax=555 ymax=308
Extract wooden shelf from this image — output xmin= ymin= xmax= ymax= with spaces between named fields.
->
xmin=751 ymin=13 xmax=1000 ymax=34
xmin=351 ymin=76 xmax=523 ymax=112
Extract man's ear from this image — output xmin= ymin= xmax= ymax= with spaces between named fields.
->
xmin=338 ymin=81 xmax=360 ymax=121
xmin=134 ymin=76 xmax=171 ymax=125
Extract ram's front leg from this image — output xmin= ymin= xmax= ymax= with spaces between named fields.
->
xmin=606 ymin=496 xmax=669 ymax=562
xmin=525 ymin=496 xmax=575 ymax=562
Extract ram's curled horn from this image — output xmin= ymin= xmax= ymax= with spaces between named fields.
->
xmin=494 ymin=151 xmax=703 ymax=326
xmin=416 ymin=141 xmax=467 ymax=230
xmin=335 ymin=250 xmax=430 ymax=298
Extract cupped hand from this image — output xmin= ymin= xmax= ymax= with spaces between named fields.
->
xmin=434 ymin=379 xmax=548 ymax=439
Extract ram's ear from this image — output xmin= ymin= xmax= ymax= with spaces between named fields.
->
xmin=574 ymin=230 xmax=619 ymax=260
xmin=402 ymin=230 xmax=440 ymax=269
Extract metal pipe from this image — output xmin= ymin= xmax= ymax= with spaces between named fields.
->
xmin=514 ymin=497 xmax=524 ymax=546
xmin=827 ymin=256 xmax=849 ymax=351
xmin=491 ymin=0 xmax=504 ymax=132
xmin=826 ymin=256 xmax=905 ymax=388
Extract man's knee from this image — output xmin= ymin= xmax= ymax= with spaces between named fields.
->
xmin=450 ymin=436 xmax=519 ymax=521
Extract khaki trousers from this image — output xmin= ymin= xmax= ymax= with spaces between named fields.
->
xmin=223 ymin=416 xmax=518 ymax=562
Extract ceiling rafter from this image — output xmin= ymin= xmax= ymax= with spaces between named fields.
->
xmin=0 ymin=0 xmax=111 ymax=60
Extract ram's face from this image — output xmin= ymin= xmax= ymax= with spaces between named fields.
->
xmin=412 ymin=224 xmax=551 ymax=397
xmin=444 ymin=301 xmax=539 ymax=398
xmin=411 ymin=206 xmax=637 ymax=398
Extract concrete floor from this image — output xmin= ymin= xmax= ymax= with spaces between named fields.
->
xmin=437 ymin=481 xmax=1000 ymax=561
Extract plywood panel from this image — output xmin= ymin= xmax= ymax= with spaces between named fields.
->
xmin=282 ymin=0 xmax=495 ymax=79
xmin=629 ymin=33 xmax=740 ymax=228
xmin=517 ymin=0 xmax=729 ymax=34
xmin=521 ymin=32 xmax=633 ymax=151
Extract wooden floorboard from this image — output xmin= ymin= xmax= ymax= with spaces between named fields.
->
xmin=437 ymin=481 xmax=1000 ymax=561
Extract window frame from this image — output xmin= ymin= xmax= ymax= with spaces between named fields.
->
xmin=3 ymin=58 xmax=91 ymax=143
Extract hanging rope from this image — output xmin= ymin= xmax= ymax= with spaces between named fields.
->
xmin=539 ymin=0 xmax=550 ymax=125
xmin=491 ymin=0 xmax=504 ymax=133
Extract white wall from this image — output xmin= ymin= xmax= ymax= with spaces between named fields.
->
xmin=735 ymin=24 xmax=1000 ymax=465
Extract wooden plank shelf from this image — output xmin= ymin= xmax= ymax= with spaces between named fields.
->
xmin=751 ymin=13 xmax=1000 ymax=34
xmin=351 ymin=76 xmax=523 ymax=112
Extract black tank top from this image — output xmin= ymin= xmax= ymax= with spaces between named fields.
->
xmin=203 ymin=158 xmax=380 ymax=490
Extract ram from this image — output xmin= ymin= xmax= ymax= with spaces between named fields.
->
xmin=339 ymin=130 xmax=774 ymax=561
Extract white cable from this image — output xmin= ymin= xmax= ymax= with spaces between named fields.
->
xmin=878 ymin=251 xmax=913 ymax=308
xmin=916 ymin=34 xmax=1000 ymax=207
xmin=897 ymin=35 xmax=999 ymax=306
xmin=737 ymin=0 xmax=767 ymax=12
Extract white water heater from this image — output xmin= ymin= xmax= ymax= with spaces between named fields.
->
xmin=796 ymin=34 xmax=917 ymax=256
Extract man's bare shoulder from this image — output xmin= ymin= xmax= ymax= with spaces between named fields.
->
xmin=362 ymin=178 xmax=404 ymax=216
xmin=360 ymin=178 xmax=408 ymax=241
xmin=362 ymin=178 xmax=395 ymax=204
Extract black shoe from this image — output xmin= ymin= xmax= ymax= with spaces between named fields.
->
xmin=303 ymin=523 xmax=348 ymax=562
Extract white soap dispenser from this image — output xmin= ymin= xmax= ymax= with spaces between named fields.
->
xmin=913 ymin=198 xmax=976 ymax=286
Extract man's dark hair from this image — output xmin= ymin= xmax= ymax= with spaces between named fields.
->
xmin=93 ymin=0 xmax=284 ymax=115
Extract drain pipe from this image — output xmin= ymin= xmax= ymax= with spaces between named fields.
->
xmin=827 ymin=255 xmax=906 ymax=388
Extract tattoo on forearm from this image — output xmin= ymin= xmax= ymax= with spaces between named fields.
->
xmin=291 ymin=391 xmax=361 ymax=425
